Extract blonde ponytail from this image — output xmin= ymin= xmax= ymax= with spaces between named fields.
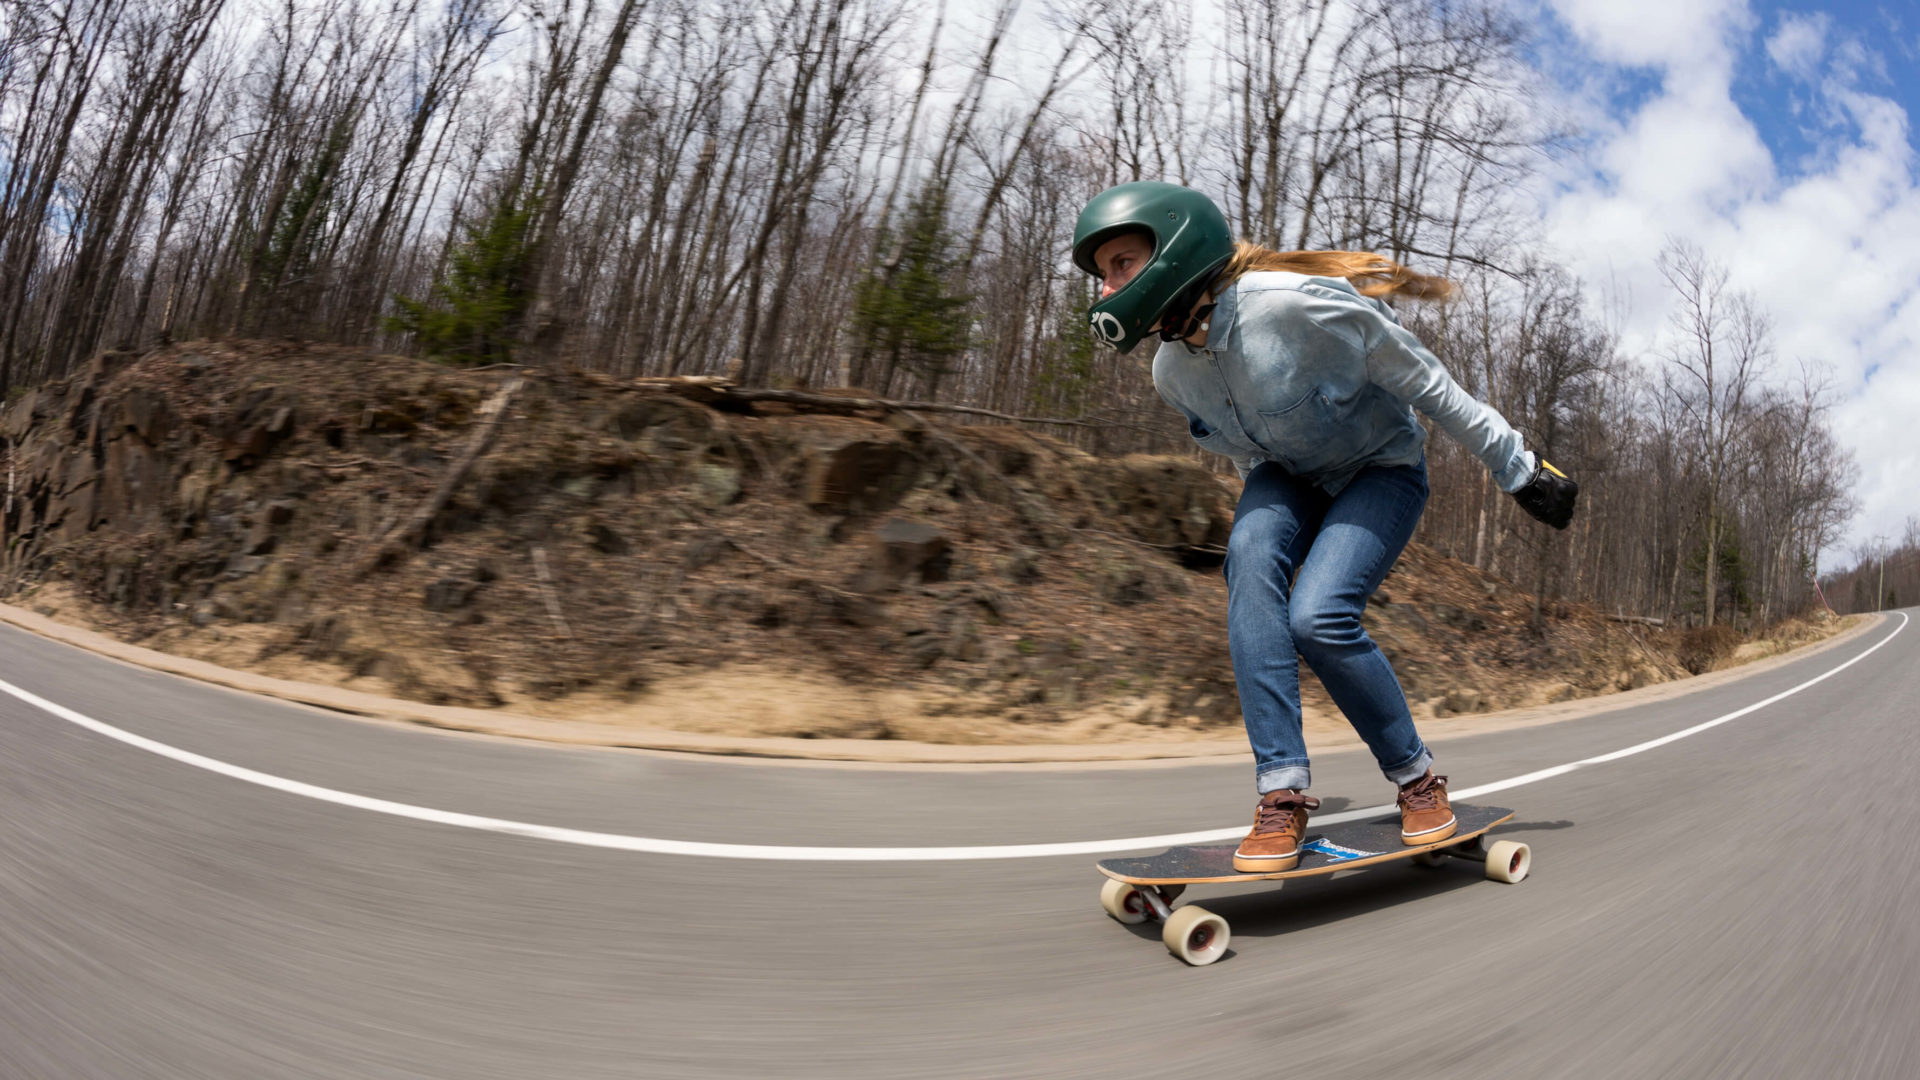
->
xmin=1215 ymin=242 xmax=1453 ymax=302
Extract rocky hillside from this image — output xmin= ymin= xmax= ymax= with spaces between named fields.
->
xmin=0 ymin=342 xmax=1819 ymax=743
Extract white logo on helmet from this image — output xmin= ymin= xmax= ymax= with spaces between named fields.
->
xmin=1090 ymin=311 xmax=1125 ymax=346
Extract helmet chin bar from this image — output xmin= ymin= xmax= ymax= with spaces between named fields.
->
xmin=1088 ymin=309 xmax=1130 ymax=351
xmin=1085 ymin=283 xmax=1216 ymax=353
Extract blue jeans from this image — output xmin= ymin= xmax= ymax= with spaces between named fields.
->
xmin=1225 ymin=459 xmax=1434 ymax=794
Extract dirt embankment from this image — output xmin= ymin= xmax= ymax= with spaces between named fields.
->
xmin=0 ymin=342 xmax=1843 ymax=746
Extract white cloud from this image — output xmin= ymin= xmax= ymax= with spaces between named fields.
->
xmin=1766 ymin=13 xmax=1828 ymax=80
xmin=1533 ymin=0 xmax=1920 ymax=571
xmin=1595 ymin=82 xmax=1774 ymax=209
xmin=1546 ymin=0 xmax=1749 ymax=69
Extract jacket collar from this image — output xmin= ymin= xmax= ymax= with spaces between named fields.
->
xmin=1202 ymin=280 xmax=1238 ymax=351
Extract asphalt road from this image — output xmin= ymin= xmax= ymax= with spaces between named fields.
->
xmin=0 ymin=611 xmax=1915 ymax=1079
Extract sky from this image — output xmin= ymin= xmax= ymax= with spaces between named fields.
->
xmin=1519 ymin=0 xmax=1920 ymax=569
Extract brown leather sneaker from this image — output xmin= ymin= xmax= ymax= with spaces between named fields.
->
xmin=1234 ymin=790 xmax=1321 ymax=872
xmin=1398 ymin=772 xmax=1456 ymax=845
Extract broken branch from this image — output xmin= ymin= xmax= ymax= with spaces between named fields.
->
xmin=531 ymin=545 xmax=573 ymax=639
xmin=355 ymin=377 xmax=523 ymax=576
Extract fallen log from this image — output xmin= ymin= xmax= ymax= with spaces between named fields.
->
xmin=356 ymin=377 xmax=524 ymax=576
xmin=631 ymin=377 xmax=1104 ymax=429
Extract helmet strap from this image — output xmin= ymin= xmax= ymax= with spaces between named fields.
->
xmin=1158 ymin=299 xmax=1216 ymax=344
xmin=1156 ymin=263 xmax=1227 ymax=344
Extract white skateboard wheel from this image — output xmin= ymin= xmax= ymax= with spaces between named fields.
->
xmin=1100 ymin=878 xmax=1150 ymax=925
xmin=1161 ymin=905 xmax=1229 ymax=966
xmin=1484 ymin=840 xmax=1531 ymax=883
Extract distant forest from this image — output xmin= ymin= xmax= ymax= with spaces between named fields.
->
xmin=0 ymin=0 xmax=1860 ymax=628
xmin=1819 ymin=523 xmax=1920 ymax=616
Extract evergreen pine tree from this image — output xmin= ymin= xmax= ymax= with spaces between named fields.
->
xmin=388 ymin=195 xmax=539 ymax=366
xmin=259 ymin=120 xmax=352 ymax=298
xmin=850 ymin=186 xmax=971 ymax=396
xmin=1029 ymin=275 xmax=1097 ymax=416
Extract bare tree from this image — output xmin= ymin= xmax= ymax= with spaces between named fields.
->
xmin=0 ymin=0 xmax=1862 ymax=629
xmin=1658 ymin=239 xmax=1768 ymax=626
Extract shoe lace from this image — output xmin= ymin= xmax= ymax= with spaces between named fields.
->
xmin=1399 ymin=775 xmax=1448 ymax=812
xmin=1256 ymin=793 xmax=1320 ymax=833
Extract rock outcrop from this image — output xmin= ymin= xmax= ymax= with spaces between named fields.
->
xmin=0 ymin=340 xmax=1703 ymax=738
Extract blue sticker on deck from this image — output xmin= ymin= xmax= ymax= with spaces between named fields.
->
xmin=1300 ymin=837 xmax=1382 ymax=861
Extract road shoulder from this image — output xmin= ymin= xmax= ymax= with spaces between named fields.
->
xmin=0 ymin=601 xmax=1876 ymax=765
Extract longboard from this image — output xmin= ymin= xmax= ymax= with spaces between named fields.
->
xmin=1095 ymin=804 xmax=1530 ymax=965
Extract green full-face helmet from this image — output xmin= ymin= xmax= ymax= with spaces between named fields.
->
xmin=1071 ymin=182 xmax=1234 ymax=354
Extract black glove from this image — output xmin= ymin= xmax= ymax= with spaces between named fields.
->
xmin=1512 ymin=458 xmax=1578 ymax=530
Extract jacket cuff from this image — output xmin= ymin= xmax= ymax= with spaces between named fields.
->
xmin=1495 ymin=449 xmax=1536 ymax=493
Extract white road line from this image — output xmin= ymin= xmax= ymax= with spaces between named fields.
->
xmin=1 ymin=613 xmax=1905 ymax=861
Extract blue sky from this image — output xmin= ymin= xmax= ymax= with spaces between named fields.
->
xmin=1523 ymin=0 xmax=1920 ymax=569
xmin=1543 ymin=2 xmax=1919 ymax=166
xmin=1736 ymin=2 xmax=1920 ymax=172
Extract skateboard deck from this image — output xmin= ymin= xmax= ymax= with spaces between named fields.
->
xmin=1098 ymin=804 xmax=1514 ymax=885
xmin=1095 ymin=804 xmax=1530 ymax=966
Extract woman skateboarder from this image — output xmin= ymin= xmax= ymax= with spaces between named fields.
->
xmin=1070 ymin=181 xmax=1578 ymax=872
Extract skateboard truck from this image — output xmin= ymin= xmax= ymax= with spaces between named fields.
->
xmin=1134 ymin=884 xmax=1174 ymax=921
xmin=1099 ymin=879 xmax=1230 ymax=965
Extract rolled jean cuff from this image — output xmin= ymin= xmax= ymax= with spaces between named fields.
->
xmin=1256 ymin=761 xmax=1312 ymax=795
xmin=1384 ymin=747 xmax=1433 ymax=788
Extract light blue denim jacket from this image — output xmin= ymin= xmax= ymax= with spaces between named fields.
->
xmin=1151 ymin=271 xmax=1535 ymax=495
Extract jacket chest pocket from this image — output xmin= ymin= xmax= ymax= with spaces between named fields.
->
xmin=1258 ymin=387 xmax=1362 ymax=465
